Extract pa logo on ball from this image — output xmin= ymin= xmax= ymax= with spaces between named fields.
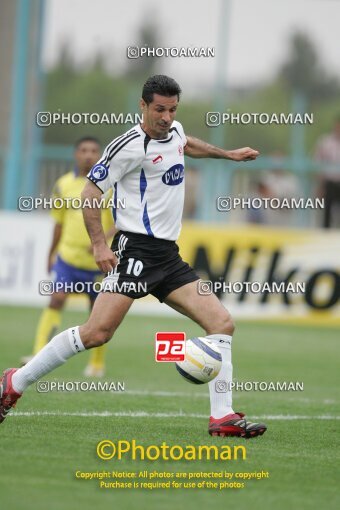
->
xmin=155 ymin=332 xmax=186 ymax=362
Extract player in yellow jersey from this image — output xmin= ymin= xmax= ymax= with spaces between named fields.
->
xmin=21 ymin=137 xmax=116 ymax=376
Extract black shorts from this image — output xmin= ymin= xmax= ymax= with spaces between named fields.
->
xmin=103 ymin=230 xmax=199 ymax=302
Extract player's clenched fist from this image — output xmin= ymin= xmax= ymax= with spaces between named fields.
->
xmin=93 ymin=244 xmax=118 ymax=273
xmin=229 ymin=147 xmax=260 ymax=161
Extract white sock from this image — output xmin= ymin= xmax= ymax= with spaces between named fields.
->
xmin=207 ymin=334 xmax=234 ymax=419
xmin=12 ymin=327 xmax=85 ymax=393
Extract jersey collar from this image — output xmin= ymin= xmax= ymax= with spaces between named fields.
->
xmin=138 ymin=123 xmax=174 ymax=143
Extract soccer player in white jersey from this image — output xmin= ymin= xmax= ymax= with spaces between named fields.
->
xmin=1 ymin=75 xmax=266 ymax=438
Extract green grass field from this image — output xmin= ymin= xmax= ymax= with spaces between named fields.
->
xmin=0 ymin=305 xmax=339 ymax=510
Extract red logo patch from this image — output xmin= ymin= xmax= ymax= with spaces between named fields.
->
xmin=153 ymin=155 xmax=163 ymax=164
xmin=178 ymin=145 xmax=183 ymax=156
xmin=155 ymin=332 xmax=186 ymax=362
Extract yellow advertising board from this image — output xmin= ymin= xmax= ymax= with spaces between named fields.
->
xmin=178 ymin=222 xmax=340 ymax=324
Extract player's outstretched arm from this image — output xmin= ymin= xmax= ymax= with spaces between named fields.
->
xmin=81 ymin=180 xmax=117 ymax=273
xmin=184 ymin=135 xmax=260 ymax=161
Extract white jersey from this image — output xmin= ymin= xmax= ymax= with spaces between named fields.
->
xmin=87 ymin=121 xmax=187 ymax=241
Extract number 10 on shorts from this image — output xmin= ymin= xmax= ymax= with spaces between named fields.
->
xmin=155 ymin=332 xmax=186 ymax=362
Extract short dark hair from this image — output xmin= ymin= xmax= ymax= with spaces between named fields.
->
xmin=142 ymin=75 xmax=182 ymax=105
xmin=74 ymin=136 xmax=101 ymax=148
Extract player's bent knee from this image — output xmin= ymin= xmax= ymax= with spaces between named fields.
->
xmin=207 ymin=311 xmax=235 ymax=336
xmin=79 ymin=325 xmax=114 ymax=348
xmin=90 ymin=331 xmax=112 ymax=347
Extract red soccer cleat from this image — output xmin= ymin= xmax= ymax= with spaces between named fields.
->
xmin=209 ymin=412 xmax=267 ymax=438
xmin=0 ymin=368 xmax=22 ymax=424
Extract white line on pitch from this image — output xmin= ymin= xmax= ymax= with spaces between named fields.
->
xmin=8 ymin=411 xmax=340 ymax=420
xmin=124 ymin=390 xmax=208 ymax=398
xmin=118 ymin=390 xmax=337 ymax=405
xmin=25 ymin=387 xmax=338 ymax=405
xmin=26 ymin=386 xmax=338 ymax=404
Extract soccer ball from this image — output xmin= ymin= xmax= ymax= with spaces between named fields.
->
xmin=175 ymin=337 xmax=222 ymax=384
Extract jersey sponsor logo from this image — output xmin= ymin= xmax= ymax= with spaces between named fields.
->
xmin=89 ymin=164 xmax=109 ymax=182
xmin=152 ymin=155 xmax=163 ymax=164
xmin=178 ymin=144 xmax=183 ymax=156
xmin=161 ymin=164 xmax=185 ymax=186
